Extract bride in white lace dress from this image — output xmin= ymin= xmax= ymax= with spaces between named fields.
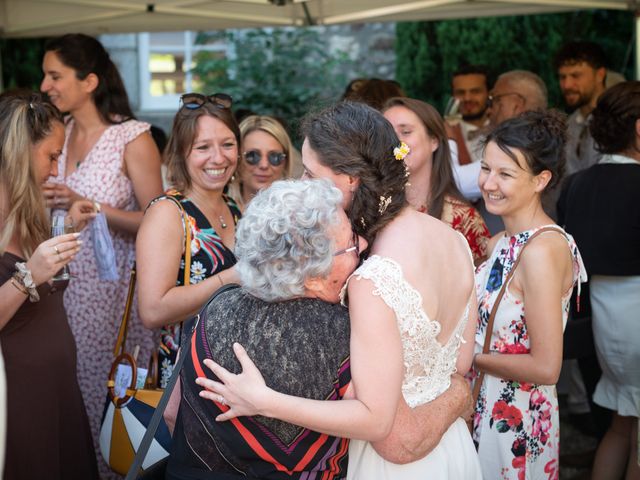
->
xmin=198 ymin=102 xmax=482 ymax=479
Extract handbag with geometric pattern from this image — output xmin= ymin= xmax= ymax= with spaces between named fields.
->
xmin=100 ymin=196 xmax=193 ymax=475
xmin=98 ymin=267 xmax=171 ymax=475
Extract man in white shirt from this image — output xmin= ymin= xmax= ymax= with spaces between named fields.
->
xmin=448 ymin=65 xmax=491 ymax=166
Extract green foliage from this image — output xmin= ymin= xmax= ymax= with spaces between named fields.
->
xmin=396 ymin=10 xmax=634 ymax=111
xmin=192 ymin=28 xmax=354 ymax=138
xmin=0 ymin=38 xmax=49 ymax=91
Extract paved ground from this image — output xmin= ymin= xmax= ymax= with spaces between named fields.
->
xmin=559 ymin=395 xmax=599 ymax=479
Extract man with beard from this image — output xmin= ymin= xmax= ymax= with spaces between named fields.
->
xmin=448 ymin=64 xmax=491 ymax=165
xmin=554 ymin=41 xmax=613 ymax=450
xmin=554 ymin=41 xmax=607 ymax=175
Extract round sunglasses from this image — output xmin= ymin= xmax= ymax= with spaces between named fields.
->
xmin=243 ymin=150 xmax=287 ymax=167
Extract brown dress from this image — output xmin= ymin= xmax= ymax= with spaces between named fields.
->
xmin=0 ymin=253 xmax=98 ymax=480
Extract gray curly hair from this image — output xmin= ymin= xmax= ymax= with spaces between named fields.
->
xmin=235 ymin=179 xmax=343 ymax=302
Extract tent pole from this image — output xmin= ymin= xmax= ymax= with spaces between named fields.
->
xmin=634 ymin=9 xmax=640 ymax=80
xmin=0 ymin=48 xmax=3 ymax=93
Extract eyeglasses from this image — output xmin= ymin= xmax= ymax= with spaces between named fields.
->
xmin=334 ymin=231 xmax=360 ymax=257
xmin=179 ymin=92 xmax=233 ymax=111
xmin=243 ymin=150 xmax=287 ymax=167
xmin=488 ymin=92 xmax=525 ymax=107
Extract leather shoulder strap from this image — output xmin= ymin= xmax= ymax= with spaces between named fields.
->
xmin=113 ymin=266 xmax=136 ymax=357
xmin=472 ymin=226 xmax=562 ymax=402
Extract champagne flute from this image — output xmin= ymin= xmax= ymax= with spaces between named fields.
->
xmin=51 ymin=214 xmax=73 ymax=282
xmin=444 ymin=96 xmax=462 ymax=126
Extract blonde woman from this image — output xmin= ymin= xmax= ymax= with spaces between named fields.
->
xmin=227 ymin=115 xmax=294 ymax=210
xmin=0 ymin=92 xmax=97 ymax=479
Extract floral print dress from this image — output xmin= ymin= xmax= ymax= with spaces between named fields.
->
xmin=472 ymin=225 xmax=586 ymax=480
xmin=153 ymin=190 xmax=241 ymax=387
xmin=441 ymin=195 xmax=490 ymax=264
xmin=53 ymin=118 xmax=157 ymax=480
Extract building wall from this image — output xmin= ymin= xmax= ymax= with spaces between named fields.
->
xmin=101 ymin=22 xmax=396 ymax=134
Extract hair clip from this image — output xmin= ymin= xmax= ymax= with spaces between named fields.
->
xmin=360 ymin=217 xmax=367 ymax=229
xmin=378 ymin=195 xmax=392 ymax=214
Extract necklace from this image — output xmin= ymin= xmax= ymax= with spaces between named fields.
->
xmin=187 ymin=193 xmax=229 ymax=229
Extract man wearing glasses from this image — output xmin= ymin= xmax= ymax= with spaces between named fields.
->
xmin=450 ymin=69 xmax=547 ymax=233
xmin=488 ymin=70 xmax=548 ymax=127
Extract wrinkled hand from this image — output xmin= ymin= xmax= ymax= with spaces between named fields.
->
xmin=68 ymin=199 xmax=97 ymax=231
xmin=451 ymin=373 xmax=475 ymax=425
xmin=196 ymin=342 xmax=270 ymax=421
xmin=25 ymin=233 xmax=82 ymax=285
xmin=42 ymin=183 xmax=83 ymax=210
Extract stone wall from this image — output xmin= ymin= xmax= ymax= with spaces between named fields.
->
xmin=99 ymin=34 xmax=141 ymax=111
xmin=101 ymin=22 xmax=396 ymax=131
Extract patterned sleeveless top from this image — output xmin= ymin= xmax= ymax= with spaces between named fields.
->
xmin=151 ymin=189 xmax=241 ymax=388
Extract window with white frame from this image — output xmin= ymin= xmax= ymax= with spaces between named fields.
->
xmin=138 ymin=31 xmax=227 ymax=111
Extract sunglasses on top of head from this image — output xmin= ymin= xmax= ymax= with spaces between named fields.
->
xmin=243 ymin=150 xmax=287 ymax=167
xmin=179 ymin=92 xmax=233 ymax=111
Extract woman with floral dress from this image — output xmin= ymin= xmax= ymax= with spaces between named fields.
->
xmin=471 ymin=110 xmax=586 ymax=480
xmin=136 ymin=93 xmax=241 ymax=387
xmin=40 ymin=34 xmax=163 ymax=478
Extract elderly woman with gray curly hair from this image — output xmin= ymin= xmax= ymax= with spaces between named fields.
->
xmin=165 ymin=178 xmax=470 ymax=480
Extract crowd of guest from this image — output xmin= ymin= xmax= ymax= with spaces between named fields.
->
xmin=0 ymin=31 xmax=637 ymax=480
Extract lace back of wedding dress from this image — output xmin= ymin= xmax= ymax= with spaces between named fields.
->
xmin=342 ymin=255 xmax=470 ymax=407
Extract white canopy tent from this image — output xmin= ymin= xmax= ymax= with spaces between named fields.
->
xmin=0 ymin=0 xmax=635 ymax=37
xmin=0 ymin=0 xmax=638 ymax=81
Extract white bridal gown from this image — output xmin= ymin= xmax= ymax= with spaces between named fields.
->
xmin=343 ymin=255 xmax=482 ymax=480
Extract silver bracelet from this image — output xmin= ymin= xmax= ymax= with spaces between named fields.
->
xmin=14 ymin=262 xmax=40 ymax=302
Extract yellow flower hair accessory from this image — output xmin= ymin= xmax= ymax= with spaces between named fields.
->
xmin=393 ymin=142 xmax=410 ymax=160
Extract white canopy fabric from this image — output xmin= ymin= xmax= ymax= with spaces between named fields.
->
xmin=0 ymin=0 xmax=634 ymax=38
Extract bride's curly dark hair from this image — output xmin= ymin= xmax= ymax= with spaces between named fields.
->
xmin=301 ymin=101 xmax=408 ymax=246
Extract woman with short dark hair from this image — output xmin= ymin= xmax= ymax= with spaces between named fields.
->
xmin=558 ymin=81 xmax=640 ymax=480
xmin=472 ymin=110 xmax=587 ymax=479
